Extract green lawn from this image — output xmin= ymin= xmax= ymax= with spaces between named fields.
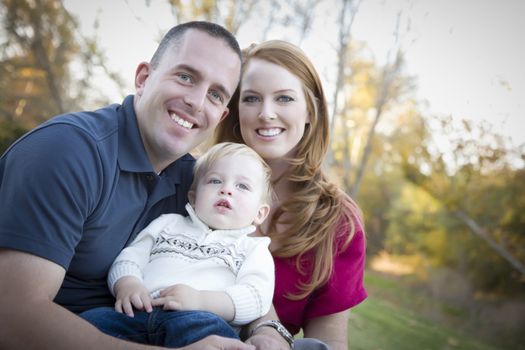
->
xmin=345 ymin=271 xmax=519 ymax=350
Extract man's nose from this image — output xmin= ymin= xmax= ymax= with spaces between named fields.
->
xmin=183 ymin=86 xmax=207 ymax=112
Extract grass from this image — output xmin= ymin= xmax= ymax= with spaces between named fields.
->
xmin=345 ymin=270 xmax=521 ymax=350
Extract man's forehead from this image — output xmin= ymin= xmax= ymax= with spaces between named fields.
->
xmin=164 ymin=31 xmax=240 ymax=92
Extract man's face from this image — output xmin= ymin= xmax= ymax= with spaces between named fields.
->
xmin=134 ymin=29 xmax=241 ymax=172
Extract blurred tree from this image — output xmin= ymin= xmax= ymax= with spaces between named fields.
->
xmin=0 ymin=0 xmax=124 ymax=141
xmin=163 ymin=0 xmax=321 ymax=41
xmin=326 ymin=0 xmax=360 ymax=168
xmin=165 ymin=0 xmax=257 ymax=34
xmin=400 ymin=115 xmax=525 ymax=291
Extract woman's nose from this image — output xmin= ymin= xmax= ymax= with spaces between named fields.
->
xmin=258 ymin=102 xmax=277 ymax=120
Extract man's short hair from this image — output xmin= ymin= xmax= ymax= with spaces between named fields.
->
xmin=150 ymin=21 xmax=242 ymax=69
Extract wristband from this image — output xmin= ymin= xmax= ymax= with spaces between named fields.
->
xmin=251 ymin=320 xmax=294 ymax=348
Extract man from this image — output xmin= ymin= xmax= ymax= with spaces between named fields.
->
xmin=0 ymin=21 xmax=254 ymax=350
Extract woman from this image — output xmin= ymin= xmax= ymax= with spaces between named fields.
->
xmin=214 ymin=40 xmax=367 ymax=350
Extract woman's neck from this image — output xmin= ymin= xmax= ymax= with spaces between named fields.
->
xmin=266 ymin=158 xmax=292 ymax=204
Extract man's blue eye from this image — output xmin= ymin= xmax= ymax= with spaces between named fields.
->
xmin=209 ymin=90 xmax=223 ymax=103
xmin=177 ymin=73 xmax=192 ymax=83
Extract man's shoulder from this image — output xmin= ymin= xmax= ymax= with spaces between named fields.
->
xmin=45 ymin=103 xmax=121 ymax=142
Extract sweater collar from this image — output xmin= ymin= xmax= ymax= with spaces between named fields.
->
xmin=185 ymin=203 xmax=256 ymax=237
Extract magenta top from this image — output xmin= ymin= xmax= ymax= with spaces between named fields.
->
xmin=272 ymin=218 xmax=367 ymax=335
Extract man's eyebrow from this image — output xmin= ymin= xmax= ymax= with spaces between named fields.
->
xmin=177 ymin=64 xmax=231 ymax=101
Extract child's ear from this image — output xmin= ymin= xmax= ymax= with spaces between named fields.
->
xmin=188 ymin=190 xmax=196 ymax=205
xmin=253 ymin=204 xmax=270 ymax=225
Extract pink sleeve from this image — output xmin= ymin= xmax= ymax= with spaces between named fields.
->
xmin=304 ymin=221 xmax=367 ymax=320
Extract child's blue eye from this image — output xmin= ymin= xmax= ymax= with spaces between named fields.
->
xmin=237 ymin=183 xmax=250 ymax=190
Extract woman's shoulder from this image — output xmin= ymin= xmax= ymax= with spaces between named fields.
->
xmin=334 ymin=195 xmax=365 ymax=239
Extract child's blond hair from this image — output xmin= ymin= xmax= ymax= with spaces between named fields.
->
xmin=191 ymin=142 xmax=273 ymax=204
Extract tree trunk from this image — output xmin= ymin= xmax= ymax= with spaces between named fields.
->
xmin=326 ymin=0 xmax=359 ymax=168
xmin=453 ymin=210 xmax=525 ymax=276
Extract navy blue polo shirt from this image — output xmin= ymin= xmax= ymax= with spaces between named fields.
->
xmin=0 ymin=95 xmax=195 ymax=313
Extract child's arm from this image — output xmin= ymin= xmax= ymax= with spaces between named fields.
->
xmin=152 ymin=284 xmax=235 ymax=321
xmin=108 ymin=214 xmax=178 ymax=315
xmin=223 ymin=237 xmax=275 ymax=325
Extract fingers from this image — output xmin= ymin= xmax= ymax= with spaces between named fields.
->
xmin=150 ymin=297 xmax=182 ymax=310
xmin=114 ymin=293 xmax=153 ymax=316
xmin=163 ymin=300 xmax=182 ymax=310
xmin=122 ymin=297 xmax=135 ymax=317
xmin=131 ymin=294 xmax=153 ymax=312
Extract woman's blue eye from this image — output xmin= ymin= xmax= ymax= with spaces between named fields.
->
xmin=242 ymin=95 xmax=259 ymax=103
xmin=277 ymin=95 xmax=294 ymax=102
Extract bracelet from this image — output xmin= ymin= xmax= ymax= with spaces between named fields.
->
xmin=251 ymin=320 xmax=294 ymax=348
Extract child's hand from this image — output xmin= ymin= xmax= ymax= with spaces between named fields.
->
xmin=151 ymin=283 xmax=201 ymax=311
xmin=114 ymin=276 xmax=152 ymax=317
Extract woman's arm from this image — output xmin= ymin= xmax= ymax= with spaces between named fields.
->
xmin=303 ymin=310 xmax=350 ymax=350
xmin=244 ymin=305 xmax=291 ymax=350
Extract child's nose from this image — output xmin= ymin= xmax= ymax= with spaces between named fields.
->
xmin=220 ymin=188 xmax=232 ymax=196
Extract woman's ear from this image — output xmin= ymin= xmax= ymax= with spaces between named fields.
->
xmin=253 ymin=204 xmax=270 ymax=225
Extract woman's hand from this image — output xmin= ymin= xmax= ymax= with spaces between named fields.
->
xmin=245 ymin=327 xmax=291 ymax=350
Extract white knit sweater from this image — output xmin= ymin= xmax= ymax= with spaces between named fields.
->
xmin=108 ymin=204 xmax=274 ymax=325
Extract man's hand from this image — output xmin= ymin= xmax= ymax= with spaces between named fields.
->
xmin=152 ymin=283 xmax=201 ymax=311
xmin=181 ymin=335 xmax=255 ymax=350
xmin=114 ymin=276 xmax=153 ymax=316
xmin=245 ymin=326 xmax=291 ymax=350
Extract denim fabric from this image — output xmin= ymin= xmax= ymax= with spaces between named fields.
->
xmin=80 ymin=307 xmax=238 ymax=347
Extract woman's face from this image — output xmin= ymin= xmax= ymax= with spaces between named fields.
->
xmin=238 ymin=58 xmax=310 ymax=161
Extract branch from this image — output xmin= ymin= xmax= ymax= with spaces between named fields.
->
xmin=453 ymin=210 xmax=525 ymax=276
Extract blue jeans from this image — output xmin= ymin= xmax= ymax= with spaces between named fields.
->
xmin=80 ymin=307 xmax=238 ymax=347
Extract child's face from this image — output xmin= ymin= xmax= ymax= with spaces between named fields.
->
xmin=192 ymin=154 xmax=270 ymax=230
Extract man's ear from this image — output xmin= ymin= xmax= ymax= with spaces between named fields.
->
xmin=219 ymin=107 xmax=230 ymax=122
xmin=253 ymin=204 xmax=270 ymax=225
xmin=134 ymin=62 xmax=151 ymax=96
xmin=188 ymin=190 xmax=196 ymax=206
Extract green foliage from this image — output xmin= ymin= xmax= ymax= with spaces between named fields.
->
xmin=0 ymin=119 xmax=27 ymax=154
xmin=347 ymin=270 xmax=524 ymax=350
xmin=0 ymin=0 xmax=120 ymax=133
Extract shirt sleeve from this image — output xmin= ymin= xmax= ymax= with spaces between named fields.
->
xmin=107 ymin=214 xmax=178 ymax=295
xmin=0 ymin=123 xmax=103 ymax=269
xmin=224 ymin=236 xmax=274 ymax=325
xmin=304 ymin=220 xmax=368 ymax=321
